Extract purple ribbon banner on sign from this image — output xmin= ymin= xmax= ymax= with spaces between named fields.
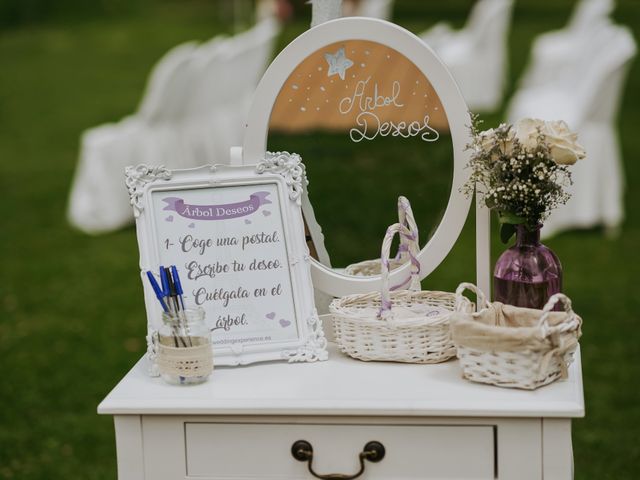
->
xmin=162 ymin=191 xmax=272 ymax=221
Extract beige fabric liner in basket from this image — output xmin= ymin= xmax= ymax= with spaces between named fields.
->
xmin=331 ymin=221 xmax=456 ymax=364
xmin=452 ymin=283 xmax=582 ymax=390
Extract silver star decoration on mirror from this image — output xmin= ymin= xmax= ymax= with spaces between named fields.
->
xmin=324 ymin=47 xmax=353 ymax=81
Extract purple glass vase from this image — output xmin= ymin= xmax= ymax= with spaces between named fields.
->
xmin=493 ymin=224 xmax=562 ymax=309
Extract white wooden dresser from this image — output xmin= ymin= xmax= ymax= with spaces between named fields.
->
xmin=98 ymin=342 xmax=584 ymax=480
xmin=100 ymin=14 xmax=586 ymax=480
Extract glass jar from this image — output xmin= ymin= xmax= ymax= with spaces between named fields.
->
xmin=156 ymin=308 xmax=213 ymax=385
xmin=493 ymin=224 xmax=563 ymax=310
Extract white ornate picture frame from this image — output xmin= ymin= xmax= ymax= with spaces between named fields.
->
xmin=125 ymin=153 xmax=328 ymax=368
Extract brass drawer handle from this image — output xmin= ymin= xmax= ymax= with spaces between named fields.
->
xmin=291 ymin=440 xmax=386 ymax=480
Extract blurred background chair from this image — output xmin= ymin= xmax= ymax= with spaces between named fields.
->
xmin=136 ymin=41 xmax=201 ymax=123
xmin=67 ymin=17 xmax=280 ymax=234
xmin=420 ymin=0 xmax=514 ymax=113
xmin=506 ymin=20 xmax=637 ymax=238
xmin=343 ymin=0 xmax=394 ymax=20
xmin=517 ymin=0 xmax=616 ymax=90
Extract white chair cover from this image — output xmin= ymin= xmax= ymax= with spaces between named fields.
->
xmin=67 ymin=18 xmax=280 ymax=234
xmin=420 ymin=0 xmax=514 ymax=112
xmin=136 ymin=41 xmax=200 ymax=122
xmin=354 ymin=0 xmax=394 ymax=20
xmin=506 ymin=22 xmax=636 ymax=237
xmin=519 ymin=0 xmax=616 ymax=90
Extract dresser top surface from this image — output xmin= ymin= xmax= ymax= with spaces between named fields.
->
xmin=98 ymin=343 xmax=584 ymax=418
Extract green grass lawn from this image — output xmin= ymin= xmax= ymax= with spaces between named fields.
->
xmin=1 ymin=1 xmax=639 ymax=478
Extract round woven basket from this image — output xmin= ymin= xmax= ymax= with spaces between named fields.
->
xmin=344 ymin=196 xmax=418 ymax=286
xmin=331 ymin=222 xmax=456 ymax=364
xmin=451 ymin=283 xmax=582 ymax=390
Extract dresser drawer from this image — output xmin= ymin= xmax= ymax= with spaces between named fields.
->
xmin=142 ymin=418 xmax=496 ymax=479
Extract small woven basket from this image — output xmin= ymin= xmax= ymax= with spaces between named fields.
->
xmin=330 ymin=222 xmax=456 ymax=364
xmin=345 ymin=196 xmax=418 ymax=284
xmin=451 ymin=283 xmax=582 ymax=390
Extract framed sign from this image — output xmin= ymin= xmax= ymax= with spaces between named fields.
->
xmin=125 ymin=153 xmax=328 ymax=367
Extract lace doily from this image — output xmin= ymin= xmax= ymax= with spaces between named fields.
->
xmin=157 ymin=341 xmax=213 ymax=378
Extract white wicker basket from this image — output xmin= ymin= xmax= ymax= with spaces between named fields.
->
xmin=451 ymin=283 xmax=583 ymax=390
xmin=330 ymin=222 xmax=456 ymax=364
xmin=344 ymin=196 xmax=418 ymax=285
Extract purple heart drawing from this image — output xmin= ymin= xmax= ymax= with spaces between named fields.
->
xmin=244 ymin=219 xmax=252 ymax=225
xmin=188 ymin=222 xmax=195 ymax=229
xmin=262 ymin=210 xmax=271 ymax=217
xmin=279 ymin=318 xmax=291 ymax=328
xmin=165 ymin=215 xmax=174 ymax=222
xmin=266 ymin=312 xmax=276 ymax=320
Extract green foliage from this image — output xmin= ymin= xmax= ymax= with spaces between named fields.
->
xmin=499 ymin=222 xmax=517 ymax=244
xmin=0 ymin=0 xmax=148 ymax=29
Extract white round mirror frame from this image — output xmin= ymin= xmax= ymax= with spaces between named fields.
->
xmin=240 ymin=17 xmax=490 ymax=298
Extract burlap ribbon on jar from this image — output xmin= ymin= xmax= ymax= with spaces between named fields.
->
xmin=157 ymin=342 xmax=214 ymax=378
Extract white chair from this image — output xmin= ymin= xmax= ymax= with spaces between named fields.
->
xmin=420 ymin=0 xmax=514 ymax=112
xmin=506 ymin=22 xmax=636 ymax=237
xmin=567 ymin=0 xmax=615 ymax=29
xmin=67 ymin=18 xmax=280 ymax=234
xmin=518 ymin=0 xmax=616 ymax=90
xmin=187 ymin=17 xmax=278 ymax=116
xmin=353 ymin=0 xmax=394 ymax=20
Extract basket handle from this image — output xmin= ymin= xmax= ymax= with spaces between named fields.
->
xmin=455 ymin=282 xmax=490 ymax=313
xmin=536 ymin=293 xmax=581 ymax=379
xmin=379 ymin=223 xmax=421 ymax=320
xmin=390 ymin=197 xmax=421 ymax=291
xmin=537 ymin=293 xmax=578 ymax=333
xmin=395 ymin=196 xmax=419 ymax=260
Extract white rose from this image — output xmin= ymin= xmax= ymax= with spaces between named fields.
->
xmin=477 ymin=124 xmax=515 ymax=156
xmin=513 ymin=118 xmax=545 ymax=150
xmin=514 ymin=118 xmax=586 ymax=165
xmin=544 ymin=120 xmax=587 ymax=165
xmin=477 ymin=128 xmax=497 ymax=152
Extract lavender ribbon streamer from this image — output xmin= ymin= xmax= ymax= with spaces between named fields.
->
xmin=379 ymin=222 xmax=421 ymax=319
xmin=390 ymin=196 xmax=420 ymax=290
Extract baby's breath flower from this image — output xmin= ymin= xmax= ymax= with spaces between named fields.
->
xmin=462 ymin=116 xmax=574 ymax=229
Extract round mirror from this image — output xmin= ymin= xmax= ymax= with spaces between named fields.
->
xmin=267 ymin=39 xmax=453 ymax=272
xmin=243 ymin=18 xmax=473 ymax=297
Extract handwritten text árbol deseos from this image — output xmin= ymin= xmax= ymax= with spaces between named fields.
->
xmin=338 ymin=76 xmax=440 ymax=143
